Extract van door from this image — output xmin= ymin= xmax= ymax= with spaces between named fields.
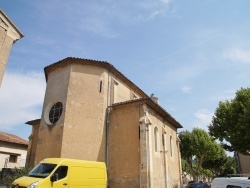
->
xmin=50 ymin=166 xmax=69 ymax=188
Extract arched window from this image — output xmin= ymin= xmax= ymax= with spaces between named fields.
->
xmin=154 ymin=127 xmax=159 ymax=152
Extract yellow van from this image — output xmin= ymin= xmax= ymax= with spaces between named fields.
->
xmin=11 ymin=158 xmax=107 ymax=188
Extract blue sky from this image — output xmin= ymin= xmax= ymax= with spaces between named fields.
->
xmin=0 ymin=0 xmax=250 ymax=144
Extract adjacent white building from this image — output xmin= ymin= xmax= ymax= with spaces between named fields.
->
xmin=0 ymin=132 xmax=28 ymax=170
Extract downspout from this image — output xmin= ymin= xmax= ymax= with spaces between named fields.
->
xmin=105 ymin=107 xmax=110 ymax=165
xmin=105 ymin=71 xmax=111 ymax=169
xmin=177 ymin=135 xmax=182 ymax=187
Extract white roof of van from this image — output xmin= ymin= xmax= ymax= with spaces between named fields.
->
xmin=212 ymin=177 xmax=250 ymax=184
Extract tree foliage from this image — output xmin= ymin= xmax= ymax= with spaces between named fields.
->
xmin=201 ymin=151 xmax=237 ymax=177
xmin=179 ymin=128 xmax=223 ymax=180
xmin=202 ymin=147 xmax=227 ymax=177
xmin=208 ymin=87 xmax=250 ymax=155
xmin=1 ymin=167 xmax=29 ymax=187
xmin=220 ymin=156 xmax=237 ymax=177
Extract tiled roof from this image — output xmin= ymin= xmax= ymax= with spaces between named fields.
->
xmin=0 ymin=132 xmax=28 ymax=146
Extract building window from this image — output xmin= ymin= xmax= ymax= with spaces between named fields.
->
xmin=154 ymin=127 xmax=159 ymax=152
xmin=49 ymin=102 xmax=63 ymax=124
xmin=9 ymin=155 xmax=17 ymax=163
xmin=111 ymin=79 xmax=118 ymax=104
xmin=170 ymin=135 xmax=173 ymax=157
xmin=44 ymin=101 xmax=63 ymax=125
xmin=99 ymin=80 xmax=103 ymax=93
xmin=163 ymin=132 xmax=167 ymax=153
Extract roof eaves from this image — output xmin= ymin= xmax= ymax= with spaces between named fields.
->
xmin=26 ymin=119 xmax=41 ymax=125
xmin=0 ymin=9 xmax=24 ymax=38
xmin=44 ymin=57 xmax=111 ymax=82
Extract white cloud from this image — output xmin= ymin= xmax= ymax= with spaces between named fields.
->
xmin=136 ymin=0 xmax=173 ymax=21
xmin=181 ymin=86 xmax=191 ymax=94
xmin=159 ymin=0 xmax=172 ymax=4
xmin=31 ymin=0 xmax=174 ymax=39
xmin=147 ymin=9 xmax=168 ymax=20
xmin=192 ymin=109 xmax=214 ymax=130
xmin=223 ymin=48 xmax=250 ymax=64
xmin=0 ymin=71 xmax=45 ymax=130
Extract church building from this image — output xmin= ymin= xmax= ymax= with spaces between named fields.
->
xmin=0 ymin=9 xmax=23 ymax=87
xmin=26 ymin=57 xmax=183 ymax=188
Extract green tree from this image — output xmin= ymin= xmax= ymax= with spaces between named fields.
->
xmin=202 ymin=155 xmax=236 ymax=177
xmin=220 ymin=156 xmax=237 ymax=177
xmin=2 ymin=167 xmax=29 ymax=187
xmin=202 ymin=148 xmax=227 ymax=177
xmin=179 ymin=128 xmax=222 ymax=181
xmin=208 ymin=88 xmax=250 ymax=155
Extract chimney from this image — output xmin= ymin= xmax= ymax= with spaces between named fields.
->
xmin=150 ymin=93 xmax=159 ymax=104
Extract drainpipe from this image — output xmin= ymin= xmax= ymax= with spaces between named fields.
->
xmin=105 ymin=107 xmax=110 ymax=165
xmin=177 ymin=135 xmax=182 ymax=187
xmin=105 ymin=71 xmax=111 ymax=170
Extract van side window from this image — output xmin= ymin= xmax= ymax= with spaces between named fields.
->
xmin=54 ymin=166 xmax=68 ymax=180
xmin=226 ymin=185 xmax=242 ymax=188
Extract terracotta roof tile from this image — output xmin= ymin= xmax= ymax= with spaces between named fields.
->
xmin=0 ymin=132 xmax=28 ymax=146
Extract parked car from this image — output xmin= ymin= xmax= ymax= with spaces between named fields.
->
xmin=186 ymin=182 xmax=206 ymax=188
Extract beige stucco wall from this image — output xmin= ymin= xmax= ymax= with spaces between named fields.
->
xmin=146 ymin=105 xmax=181 ymax=188
xmin=28 ymin=58 xmax=182 ymax=187
xmin=26 ymin=122 xmax=40 ymax=168
xmin=146 ymin=103 xmax=182 ymax=187
xmin=61 ymin=64 xmax=108 ymax=161
xmin=0 ymin=142 xmax=27 ymax=170
xmin=238 ymin=153 xmax=250 ymax=175
xmin=60 ymin=63 xmax=143 ymax=162
xmin=0 ymin=10 xmax=23 ymax=87
xmin=0 ymin=27 xmax=12 ymax=86
xmin=109 ymin=102 xmax=181 ymax=188
xmin=34 ymin=61 xmax=145 ymax=165
xmin=34 ymin=65 xmax=70 ymax=164
xmin=109 ymin=102 xmax=141 ymax=188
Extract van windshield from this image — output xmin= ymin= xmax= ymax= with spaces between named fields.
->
xmin=28 ymin=163 xmax=57 ymax=178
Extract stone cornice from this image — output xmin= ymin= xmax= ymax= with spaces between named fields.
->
xmin=0 ymin=9 xmax=24 ymax=42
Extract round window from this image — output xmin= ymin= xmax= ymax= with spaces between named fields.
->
xmin=44 ymin=102 xmax=63 ymax=125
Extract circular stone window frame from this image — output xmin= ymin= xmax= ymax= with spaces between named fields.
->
xmin=44 ymin=101 xmax=63 ymax=126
